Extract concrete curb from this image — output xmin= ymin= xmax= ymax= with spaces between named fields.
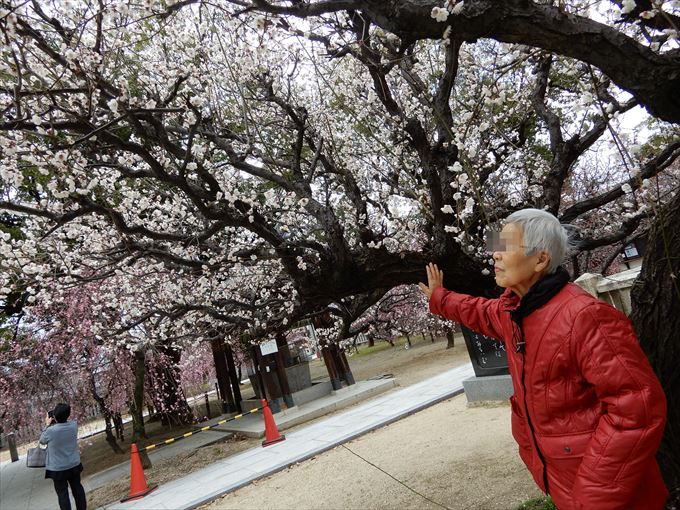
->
xmin=215 ymin=378 xmax=397 ymax=438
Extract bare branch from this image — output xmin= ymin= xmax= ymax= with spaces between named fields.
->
xmin=561 ymin=138 xmax=680 ymax=222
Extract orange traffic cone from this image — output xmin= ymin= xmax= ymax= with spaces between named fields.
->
xmin=120 ymin=443 xmax=158 ymax=502
xmin=261 ymin=399 xmax=286 ymax=447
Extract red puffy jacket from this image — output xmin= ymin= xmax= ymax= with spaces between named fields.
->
xmin=430 ymin=283 xmax=668 ymax=510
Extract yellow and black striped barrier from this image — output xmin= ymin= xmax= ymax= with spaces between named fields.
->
xmin=139 ymin=406 xmax=263 ymax=452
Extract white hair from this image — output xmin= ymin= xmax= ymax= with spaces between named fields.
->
xmin=505 ymin=208 xmax=570 ymax=273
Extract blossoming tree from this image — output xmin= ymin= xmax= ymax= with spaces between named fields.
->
xmin=1 ymin=0 xmax=680 ymax=487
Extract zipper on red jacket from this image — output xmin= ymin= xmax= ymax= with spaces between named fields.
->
xmin=513 ymin=320 xmax=550 ymax=496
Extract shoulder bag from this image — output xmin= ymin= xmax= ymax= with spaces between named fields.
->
xmin=26 ymin=445 xmax=47 ymax=468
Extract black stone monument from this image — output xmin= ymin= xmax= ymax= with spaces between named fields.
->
xmin=460 ymin=325 xmax=509 ymax=377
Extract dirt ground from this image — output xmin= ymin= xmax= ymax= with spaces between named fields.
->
xmin=87 ymin=433 xmax=262 ymax=509
xmin=203 ymin=395 xmax=541 ymax=510
xmin=322 ymin=334 xmax=471 ymax=388
xmin=200 ymin=336 xmax=544 ymax=510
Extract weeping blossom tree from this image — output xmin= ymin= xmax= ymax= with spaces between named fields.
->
xmin=0 ymin=285 xmax=131 ymax=448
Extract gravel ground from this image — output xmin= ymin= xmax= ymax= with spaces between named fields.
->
xmin=203 ymin=395 xmax=542 ymax=510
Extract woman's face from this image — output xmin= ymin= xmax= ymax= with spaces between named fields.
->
xmin=492 ymin=223 xmax=550 ymax=297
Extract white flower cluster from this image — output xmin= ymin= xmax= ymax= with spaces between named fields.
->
xmin=431 ymin=1 xmax=464 ymax=23
xmin=2 ymin=0 xmax=676 ymax=354
xmin=620 ymin=0 xmax=637 ymax=14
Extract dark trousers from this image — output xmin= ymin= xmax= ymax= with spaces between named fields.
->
xmin=52 ymin=470 xmax=87 ymax=510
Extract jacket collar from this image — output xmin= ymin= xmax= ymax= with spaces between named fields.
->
xmin=500 ymin=266 xmax=571 ymax=318
xmin=500 ymin=287 xmax=520 ymax=311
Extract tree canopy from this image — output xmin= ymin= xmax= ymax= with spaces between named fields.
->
xmin=1 ymin=0 xmax=679 ymax=347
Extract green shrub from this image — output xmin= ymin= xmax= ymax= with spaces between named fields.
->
xmin=515 ymin=496 xmax=557 ymax=510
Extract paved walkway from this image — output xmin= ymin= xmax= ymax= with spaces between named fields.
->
xmin=215 ymin=378 xmax=397 ymax=437
xmin=105 ymin=362 xmax=474 ymax=510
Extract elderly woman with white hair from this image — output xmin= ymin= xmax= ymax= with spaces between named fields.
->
xmin=420 ymin=208 xmax=668 ymax=510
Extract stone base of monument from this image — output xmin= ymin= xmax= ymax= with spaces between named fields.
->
xmin=462 ymin=374 xmax=513 ymax=402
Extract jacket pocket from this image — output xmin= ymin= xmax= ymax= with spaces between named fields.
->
xmin=510 ymin=396 xmax=545 ymax=491
xmin=536 ymin=431 xmax=593 ymax=460
xmin=537 ymin=432 xmax=593 ymax=500
xmin=509 ymin=396 xmax=531 ymax=449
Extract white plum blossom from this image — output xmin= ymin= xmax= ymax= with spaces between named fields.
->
xmin=0 ymin=0 xmax=674 ymax=370
xmin=462 ymin=197 xmax=475 ymax=218
xmin=450 ymin=161 xmax=463 ymax=173
xmin=106 ymin=99 xmax=119 ymax=113
xmin=662 ymin=29 xmax=679 ymax=40
xmin=450 ymin=1 xmax=465 ymax=15
xmin=621 ymin=183 xmax=633 ymax=194
xmin=621 ymin=0 xmax=636 ymax=14
xmin=431 ymin=6 xmax=449 ymax=22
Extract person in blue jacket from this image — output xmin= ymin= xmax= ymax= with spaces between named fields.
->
xmin=39 ymin=403 xmax=87 ymax=510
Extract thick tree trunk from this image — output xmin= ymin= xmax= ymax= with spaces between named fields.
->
xmin=321 ymin=345 xmax=342 ymax=390
xmin=88 ymin=373 xmax=124 ymax=454
xmin=446 ymin=329 xmax=455 ymax=349
xmin=274 ymin=334 xmax=294 ymax=406
xmin=336 ymin=344 xmax=355 ymax=385
xmin=151 ymin=345 xmax=194 ymax=427
xmin=631 ymin=193 xmax=680 ymax=498
xmin=211 ymin=339 xmax=236 ymax=413
xmin=113 ymin=412 xmax=124 ymax=442
xmin=225 ymin=345 xmax=243 ymax=413
xmin=130 ymin=349 xmax=151 ymax=469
